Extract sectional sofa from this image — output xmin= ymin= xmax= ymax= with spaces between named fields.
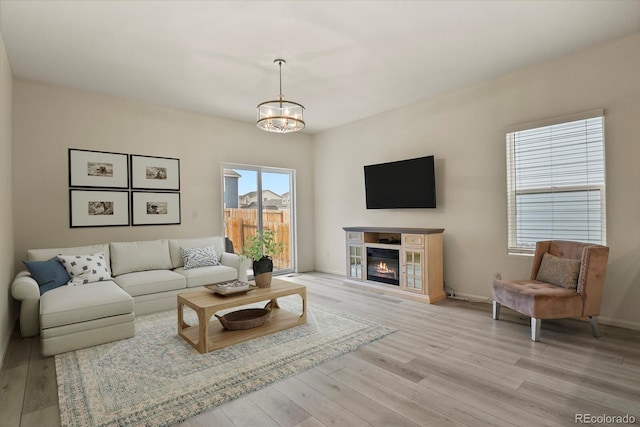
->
xmin=11 ymin=236 xmax=251 ymax=356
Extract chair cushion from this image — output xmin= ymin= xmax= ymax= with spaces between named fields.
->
xmin=114 ymin=270 xmax=186 ymax=297
xmin=40 ymin=280 xmax=133 ymax=329
xmin=536 ymin=253 xmax=580 ymax=290
xmin=173 ymin=265 xmax=238 ymax=288
xmin=492 ymin=279 xmax=583 ymax=319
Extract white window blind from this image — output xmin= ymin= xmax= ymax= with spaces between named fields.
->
xmin=506 ymin=112 xmax=606 ymax=255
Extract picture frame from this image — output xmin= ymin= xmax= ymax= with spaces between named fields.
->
xmin=131 ymin=191 xmax=181 ymax=226
xmin=130 ymin=154 xmax=180 ymax=190
xmin=69 ymin=149 xmax=129 ymax=188
xmin=69 ymin=189 xmax=130 ymax=228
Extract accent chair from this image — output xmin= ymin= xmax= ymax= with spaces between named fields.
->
xmin=492 ymin=240 xmax=609 ymax=341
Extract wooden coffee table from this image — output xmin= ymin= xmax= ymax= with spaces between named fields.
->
xmin=177 ymin=278 xmax=306 ymax=354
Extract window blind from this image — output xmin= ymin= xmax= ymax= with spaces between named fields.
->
xmin=506 ymin=113 xmax=606 ymax=255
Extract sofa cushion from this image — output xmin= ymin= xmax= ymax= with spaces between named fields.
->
xmin=57 ymin=252 xmax=112 ymax=286
xmin=40 ymin=280 xmax=133 ymax=329
xmin=169 ymin=237 xmax=225 ymax=269
xmin=22 ymin=258 xmax=71 ymax=295
xmin=180 ymin=246 xmax=220 ymax=269
xmin=174 ymin=265 xmax=238 ymax=288
xmin=110 ymin=240 xmax=173 ymax=276
xmin=28 ymin=243 xmax=110 ymax=263
xmin=536 ymin=253 xmax=580 ymax=290
xmin=114 ymin=269 xmax=187 ymax=297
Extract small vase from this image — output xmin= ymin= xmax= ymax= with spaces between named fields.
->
xmin=253 ymin=257 xmax=273 ymax=288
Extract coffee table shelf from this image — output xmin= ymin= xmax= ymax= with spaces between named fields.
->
xmin=177 ymin=279 xmax=306 ymax=353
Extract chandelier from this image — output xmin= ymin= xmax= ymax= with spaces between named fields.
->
xmin=257 ymin=59 xmax=305 ymax=133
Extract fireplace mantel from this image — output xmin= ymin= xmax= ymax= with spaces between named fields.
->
xmin=343 ymin=226 xmax=445 ymax=304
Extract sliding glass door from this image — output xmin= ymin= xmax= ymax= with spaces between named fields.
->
xmin=222 ymin=164 xmax=295 ymax=277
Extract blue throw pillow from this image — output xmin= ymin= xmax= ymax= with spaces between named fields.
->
xmin=23 ymin=257 xmax=71 ymax=295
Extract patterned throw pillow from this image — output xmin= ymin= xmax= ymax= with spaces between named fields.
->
xmin=57 ymin=252 xmax=112 ymax=286
xmin=180 ymin=246 xmax=220 ymax=270
xmin=536 ymin=252 xmax=580 ymax=290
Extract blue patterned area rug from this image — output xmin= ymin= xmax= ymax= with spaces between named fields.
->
xmin=55 ymin=296 xmax=395 ymax=427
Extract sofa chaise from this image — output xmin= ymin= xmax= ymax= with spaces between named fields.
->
xmin=11 ymin=236 xmax=251 ymax=356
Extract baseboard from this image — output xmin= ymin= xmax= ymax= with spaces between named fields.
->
xmin=0 ymin=316 xmax=17 ymax=370
xmin=598 ymin=316 xmax=640 ymax=331
xmin=448 ymin=292 xmax=492 ymax=303
xmin=314 ymin=268 xmax=346 ymax=277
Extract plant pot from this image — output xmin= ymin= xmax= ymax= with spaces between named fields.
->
xmin=253 ymin=257 xmax=273 ymax=288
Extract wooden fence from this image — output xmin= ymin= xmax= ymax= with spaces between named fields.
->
xmin=224 ymin=208 xmax=290 ymax=269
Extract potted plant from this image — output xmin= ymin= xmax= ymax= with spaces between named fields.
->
xmin=241 ymin=229 xmax=284 ymax=287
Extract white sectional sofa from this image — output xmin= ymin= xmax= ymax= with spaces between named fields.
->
xmin=11 ymin=236 xmax=251 ymax=356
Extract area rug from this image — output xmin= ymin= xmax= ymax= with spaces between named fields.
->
xmin=55 ymin=296 xmax=395 ymax=427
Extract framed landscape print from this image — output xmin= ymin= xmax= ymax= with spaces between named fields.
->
xmin=131 ymin=191 xmax=181 ymax=226
xmin=70 ymin=189 xmax=130 ymax=228
xmin=69 ymin=149 xmax=129 ymax=188
xmin=130 ymin=155 xmax=180 ymax=190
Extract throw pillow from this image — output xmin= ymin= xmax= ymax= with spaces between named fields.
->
xmin=180 ymin=246 xmax=220 ymax=270
xmin=57 ymin=252 xmax=112 ymax=286
xmin=22 ymin=257 xmax=71 ymax=295
xmin=536 ymin=252 xmax=581 ymax=290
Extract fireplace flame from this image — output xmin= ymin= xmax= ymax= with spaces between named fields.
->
xmin=376 ymin=261 xmax=397 ymax=278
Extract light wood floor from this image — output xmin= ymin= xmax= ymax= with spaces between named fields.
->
xmin=2 ymin=272 xmax=640 ymax=427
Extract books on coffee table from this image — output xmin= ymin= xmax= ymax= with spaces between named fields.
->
xmin=205 ymin=280 xmax=257 ymax=296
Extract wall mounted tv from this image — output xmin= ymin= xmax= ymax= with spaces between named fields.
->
xmin=364 ymin=155 xmax=436 ymax=209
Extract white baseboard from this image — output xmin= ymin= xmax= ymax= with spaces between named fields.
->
xmin=598 ymin=316 xmax=640 ymax=331
xmin=314 ymin=268 xmax=346 ymax=277
xmin=449 ymin=292 xmax=492 ymax=303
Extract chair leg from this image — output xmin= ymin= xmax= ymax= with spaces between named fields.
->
xmin=492 ymin=301 xmax=501 ymax=320
xmin=589 ymin=316 xmax=601 ymax=338
xmin=531 ymin=318 xmax=541 ymax=341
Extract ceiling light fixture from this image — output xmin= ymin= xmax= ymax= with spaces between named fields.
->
xmin=257 ymin=59 xmax=305 ymax=133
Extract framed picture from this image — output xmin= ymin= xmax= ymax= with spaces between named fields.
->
xmin=130 ymin=155 xmax=180 ymax=190
xmin=132 ymin=191 xmax=181 ymax=226
xmin=69 ymin=189 xmax=130 ymax=228
xmin=69 ymin=149 xmax=129 ymax=188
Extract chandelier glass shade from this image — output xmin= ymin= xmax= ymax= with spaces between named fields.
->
xmin=257 ymin=59 xmax=305 ymax=133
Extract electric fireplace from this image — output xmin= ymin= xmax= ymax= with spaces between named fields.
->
xmin=366 ymin=247 xmax=400 ymax=286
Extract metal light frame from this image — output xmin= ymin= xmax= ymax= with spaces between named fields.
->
xmin=257 ymin=59 xmax=305 ymax=133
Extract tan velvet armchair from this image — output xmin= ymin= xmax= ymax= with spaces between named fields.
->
xmin=492 ymin=240 xmax=609 ymax=341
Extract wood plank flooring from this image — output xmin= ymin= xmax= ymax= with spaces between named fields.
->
xmin=2 ymin=272 xmax=639 ymax=426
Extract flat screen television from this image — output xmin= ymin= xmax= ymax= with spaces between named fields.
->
xmin=364 ymin=155 xmax=436 ymax=209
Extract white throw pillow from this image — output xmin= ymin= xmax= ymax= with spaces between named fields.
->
xmin=57 ymin=252 xmax=112 ymax=286
xmin=180 ymin=246 xmax=220 ymax=270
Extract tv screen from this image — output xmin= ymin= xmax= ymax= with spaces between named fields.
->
xmin=364 ymin=155 xmax=436 ymax=209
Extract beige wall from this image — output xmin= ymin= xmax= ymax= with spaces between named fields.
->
xmin=312 ymin=32 xmax=640 ymax=330
xmin=12 ymin=80 xmax=315 ymax=273
xmin=0 ymin=33 xmax=14 ymax=366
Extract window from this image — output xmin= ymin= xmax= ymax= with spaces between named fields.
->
xmin=506 ymin=110 xmax=606 ymax=255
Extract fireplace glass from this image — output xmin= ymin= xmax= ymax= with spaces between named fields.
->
xmin=366 ymin=247 xmax=400 ymax=286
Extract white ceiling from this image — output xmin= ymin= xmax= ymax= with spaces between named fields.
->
xmin=1 ymin=1 xmax=639 ymax=134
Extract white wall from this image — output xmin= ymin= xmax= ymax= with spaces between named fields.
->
xmin=0 ymin=32 xmax=15 ymax=366
xmin=12 ymin=80 xmax=315 ymax=273
xmin=312 ymin=32 xmax=640 ymax=330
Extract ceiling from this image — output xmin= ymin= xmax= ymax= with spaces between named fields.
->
xmin=1 ymin=1 xmax=639 ymax=134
